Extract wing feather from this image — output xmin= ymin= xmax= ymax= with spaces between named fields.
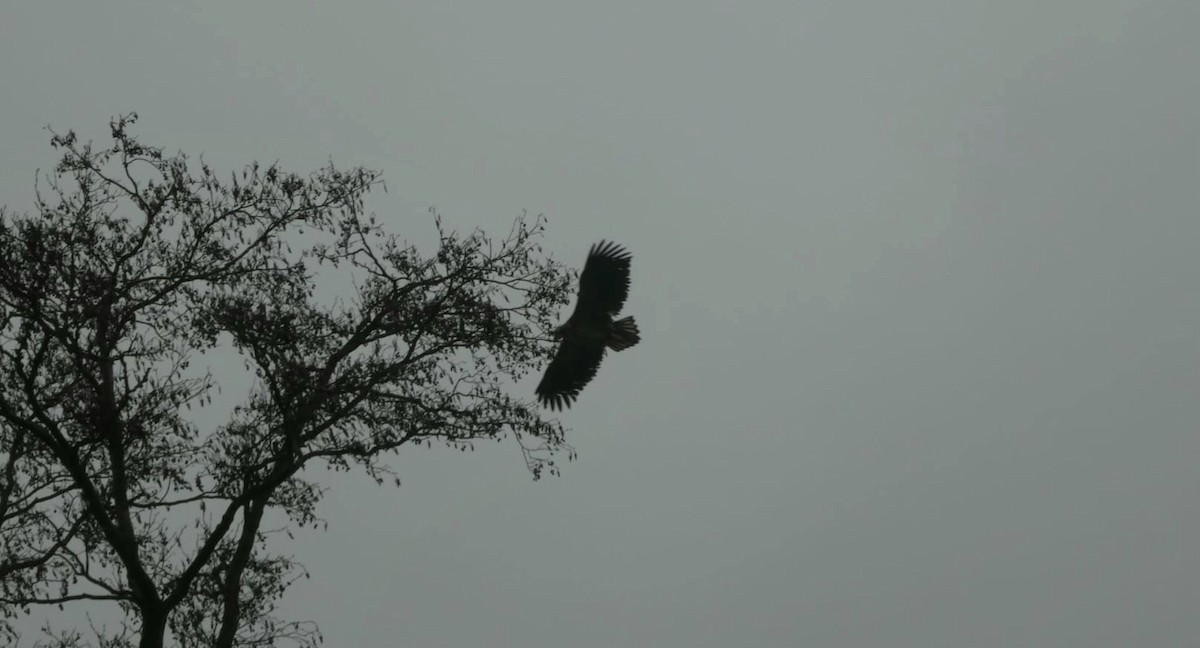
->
xmin=576 ymin=240 xmax=632 ymax=316
xmin=535 ymin=336 xmax=608 ymax=411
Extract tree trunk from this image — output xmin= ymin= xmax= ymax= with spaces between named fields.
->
xmin=139 ymin=610 xmax=167 ymax=648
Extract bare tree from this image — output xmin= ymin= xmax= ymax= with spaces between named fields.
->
xmin=0 ymin=114 xmax=577 ymax=648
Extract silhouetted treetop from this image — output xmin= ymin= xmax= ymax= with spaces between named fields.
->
xmin=0 ymin=113 xmax=576 ymax=648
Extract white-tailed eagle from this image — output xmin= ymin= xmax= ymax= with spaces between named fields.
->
xmin=536 ymin=241 xmax=640 ymax=410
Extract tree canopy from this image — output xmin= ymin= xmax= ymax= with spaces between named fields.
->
xmin=0 ymin=114 xmax=577 ymax=648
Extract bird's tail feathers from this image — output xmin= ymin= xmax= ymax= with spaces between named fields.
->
xmin=607 ymin=316 xmax=640 ymax=351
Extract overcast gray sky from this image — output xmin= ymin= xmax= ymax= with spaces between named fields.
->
xmin=3 ymin=1 xmax=1198 ymax=646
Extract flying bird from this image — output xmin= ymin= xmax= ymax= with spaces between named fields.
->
xmin=536 ymin=241 xmax=640 ymax=410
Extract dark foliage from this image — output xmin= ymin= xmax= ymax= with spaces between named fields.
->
xmin=0 ymin=114 xmax=576 ymax=648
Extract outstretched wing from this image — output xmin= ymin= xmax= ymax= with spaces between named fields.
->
xmin=576 ymin=240 xmax=633 ymax=316
xmin=535 ymin=335 xmax=608 ymax=411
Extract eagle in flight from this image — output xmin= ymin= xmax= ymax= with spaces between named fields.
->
xmin=536 ymin=241 xmax=640 ymax=410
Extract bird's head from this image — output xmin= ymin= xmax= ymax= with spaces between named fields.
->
xmin=551 ymin=324 xmax=567 ymax=339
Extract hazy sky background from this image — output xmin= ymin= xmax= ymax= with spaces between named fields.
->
xmin=2 ymin=1 xmax=1198 ymax=646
